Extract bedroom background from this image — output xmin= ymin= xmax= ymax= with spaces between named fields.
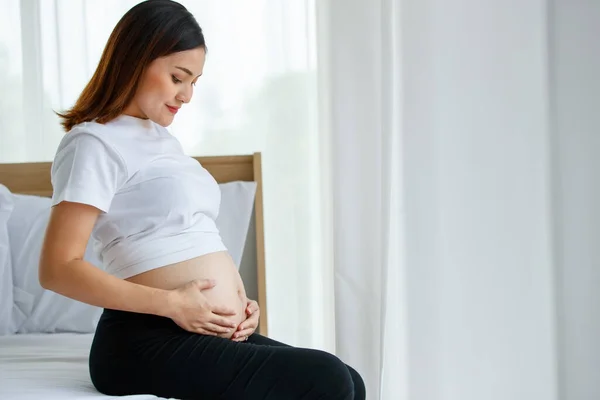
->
xmin=1 ymin=1 xmax=600 ymax=400
xmin=0 ymin=0 xmax=333 ymax=353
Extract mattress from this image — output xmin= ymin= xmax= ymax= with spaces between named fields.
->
xmin=0 ymin=333 xmax=167 ymax=399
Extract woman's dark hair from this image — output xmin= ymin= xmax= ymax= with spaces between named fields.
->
xmin=57 ymin=0 xmax=206 ymax=131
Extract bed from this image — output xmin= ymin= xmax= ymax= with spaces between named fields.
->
xmin=0 ymin=153 xmax=268 ymax=399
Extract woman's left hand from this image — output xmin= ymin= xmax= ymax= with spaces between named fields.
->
xmin=232 ymin=299 xmax=260 ymax=342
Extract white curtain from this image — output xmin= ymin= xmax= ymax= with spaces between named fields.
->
xmin=317 ymin=0 xmax=406 ymax=398
xmin=0 ymin=0 xmax=336 ymax=352
xmin=320 ymin=0 xmax=562 ymax=399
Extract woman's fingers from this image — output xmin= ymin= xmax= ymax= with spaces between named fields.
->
xmin=212 ymin=305 xmax=238 ymax=316
xmin=232 ymin=327 xmax=253 ymax=341
xmin=232 ymin=328 xmax=253 ymax=340
xmin=203 ymin=323 xmax=235 ymax=334
xmin=237 ymin=315 xmax=258 ymax=332
xmin=210 ymin=314 xmax=238 ymax=329
xmin=233 ymin=312 xmax=259 ymax=340
xmin=246 ymin=300 xmax=259 ymax=315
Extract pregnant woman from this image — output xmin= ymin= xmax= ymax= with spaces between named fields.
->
xmin=39 ymin=1 xmax=365 ymax=399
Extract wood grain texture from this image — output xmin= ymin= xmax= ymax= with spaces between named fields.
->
xmin=0 ymin=162 xmax=54 ymax=197
xmin=0 ymin=156 xmax=256 ymax=196
xmin=0 ymin=153 xmax=269 ymax=335
xmin=252 ymin=153 xmax=268 ymax=336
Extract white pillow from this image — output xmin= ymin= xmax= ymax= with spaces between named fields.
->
xmin=6 ymin=181 xmax=257 ymax=334
xmin=216 ymin=181 xmax=257 ymax=268
xmin=8 ymin=194 xmax=104 ymax=333
xmin=0 ymin=185 xmax=15 ymax=335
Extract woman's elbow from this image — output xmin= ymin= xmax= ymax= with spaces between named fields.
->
xmin=38 ymin=259 xmax=59 ymax=289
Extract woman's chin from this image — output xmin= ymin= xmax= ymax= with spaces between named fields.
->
xmin=147 ymin=111 xmax=175 ymax=127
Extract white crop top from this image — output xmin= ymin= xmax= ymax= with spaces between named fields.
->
xmin=51 ymin=115 xmax=227 ymax=279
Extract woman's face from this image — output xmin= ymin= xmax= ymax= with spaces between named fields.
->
xmin=124 ymin=47 xmax=206 ymax=127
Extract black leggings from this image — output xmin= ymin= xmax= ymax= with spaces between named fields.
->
xmin=89 ymin=309 xmax=366 ymax=399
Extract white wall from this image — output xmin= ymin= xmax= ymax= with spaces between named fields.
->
xmin=551 ymin=1 xmax=600 ymax=399
xmin=402 ymin=1 xmax=558 ymax=399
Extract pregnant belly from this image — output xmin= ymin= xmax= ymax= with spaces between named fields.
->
xmin=125 ymin=251 xmax=247 ymax=338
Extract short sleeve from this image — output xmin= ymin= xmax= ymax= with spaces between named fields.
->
xmin=51 ymin=132 xmax=128 ymax=213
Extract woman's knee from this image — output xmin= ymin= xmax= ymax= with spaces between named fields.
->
xmin=308 ymin=351 xmax=355 ymax=399
xmin=345 ymin=364 xmax=366 ymax=400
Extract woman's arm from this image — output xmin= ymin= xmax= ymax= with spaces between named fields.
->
xmin=39 ymin=201 xmax=174 ymax=316
xmin=39 ymin=201 xmax=238 ymax=335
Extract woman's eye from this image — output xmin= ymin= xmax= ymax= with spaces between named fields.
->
xmin=172 ymin=75 xmax=182 ymax=84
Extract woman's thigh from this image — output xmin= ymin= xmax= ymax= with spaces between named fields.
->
xmin=90 ymin=313 xmax=356 ymax=399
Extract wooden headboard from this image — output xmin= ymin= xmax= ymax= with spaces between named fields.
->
xmin=0 ymin=153 xmax=268 ymax=336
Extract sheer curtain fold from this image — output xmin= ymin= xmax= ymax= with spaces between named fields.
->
xmin=318 ymin=0 xmax=406 ymax=398
xmin=322 ymin=1 xmax=563 ymax=399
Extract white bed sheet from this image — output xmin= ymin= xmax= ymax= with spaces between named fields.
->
xmin=0 ymin=333 xmax=169 ymax=400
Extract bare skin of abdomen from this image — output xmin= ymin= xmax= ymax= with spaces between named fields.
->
xmin=125 ymin=251 xmax=247 ymax=339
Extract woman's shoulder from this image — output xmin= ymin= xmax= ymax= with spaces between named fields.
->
xmin=60 ymin=115 xmax=154 ymax=158
xmin=52 ymin=120 xmax=135 ymax=181
xmin=67 ymin=119 xmax=124 ymax=141
xmin=56 ymin=121 xmax=121 ymax=159
xmin=50 ymin=121 xmax=131 ymax=212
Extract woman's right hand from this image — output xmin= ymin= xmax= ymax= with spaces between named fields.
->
xmin=167 ymin=279 xmax=239 ymax=335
